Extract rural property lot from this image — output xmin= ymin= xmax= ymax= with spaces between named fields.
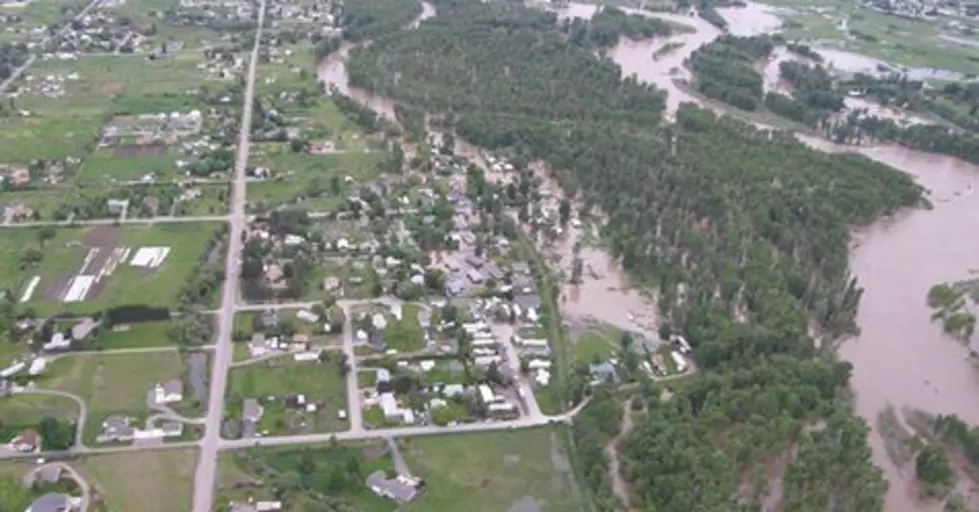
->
xmin=0 ymin=115 xmax=101 ymax=164
xmin=399 ymin=428 xmax=586 ymax=512
xmin=0 ymin=223 xmax=221 ymax=314
xmin=226 ymin=358 xmax=349 ymax=435
xmin=40 ymin=351 xmax=185 ymax=413
xmin=74 ymin=449 xmax=198 ymax=512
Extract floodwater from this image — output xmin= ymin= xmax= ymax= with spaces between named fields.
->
xmin=817 ymin=46 xmax=972 ymax=82
xmin=317 ymin=3 xmax=979 ymax=508
xmin=761 ymin=46 xmax=802 ymax=95
xmin=801 ymin=134 xmax=979 ymax=511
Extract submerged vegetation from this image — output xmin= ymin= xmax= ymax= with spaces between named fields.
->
xmin=927 ymin=282 xmax=977 ymax=341
xmin=346 ymin=1 xmax=925 ymax=509
xmin=688 ymin=35 xmax=774 ymax=111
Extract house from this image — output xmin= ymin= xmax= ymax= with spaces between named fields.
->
xmin=249 ymin=333 xmax=269 ymax=357
xmin=24 ymin=464 xmax=64 ymax=489
xmin=444 ymin=278 xmax=464 ymax=296
xmin=9 ymin=428 xmax=39 ymax=452
xmin=372 ymin=313 xmax=387 ymax=330
xmin=106 ymin=198 xmax=129 ymax=215
xmin=43 ymin=332 xmax=71 ymax=352
xmin=242 ymin=399 xmax=264 ymax=438
xmin=27 ymin=492 xmax=77 ymax=512
xmin=70 ymin=317 xmax=99 ymax=341
xmin=589 ymin=362 xmax=619 ymax=384
xmin=27 ymin=356 xmax=47 ymax=376
xmin=377 ymin=368 xmax=391 ymax=383
xmin=152 ymin=379 xmax=183 ymax=404
xmin=296 ymin=310 xmax=320 ymax=323
xmin=466 ymin=269 xmax=484 ymax=284
xmin=323 ymin=276 xmax=341 ymax=292
xmin=97 ymin=415 xmax=135 ymax=443
xmin=379 ymin=392 xmax=402 ymax=422
xmin=366 ymin=471 xmax=422 ymax=503
xmin=0 ymin=361 xmax=25 ymax=378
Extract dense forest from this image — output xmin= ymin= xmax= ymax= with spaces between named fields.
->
xmin=337 ymin=0 xmax=422 ymax=42
xmin=565 ymin=6 xmax=674 ymax=49
xmin=0 ymin=42 xmax=30 ymax=83
xmin=688 ymin=35 xmax=773 ymax=111
xmin=345 ymin=0 xmax=925 ymax=508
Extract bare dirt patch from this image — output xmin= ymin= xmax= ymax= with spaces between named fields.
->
xmin=85 ymin=226 xmax=121 ymax=247
xmin=114 ymin=144 xmax=166 ymax=158
xmin=101 ymin=82 xmax=124 ymax=96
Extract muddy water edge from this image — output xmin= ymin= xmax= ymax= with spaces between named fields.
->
xmin=318 ymin=3 xmax=979 ymax=510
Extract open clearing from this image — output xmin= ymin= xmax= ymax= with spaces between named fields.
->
xmin=0 ymin=223 xmax=220 ymax=314
xmin=39 ymin=351 xmax=184 ymax=412
xmin=0 ymin=115 xmax=102 ymax=164
xmin=400 ymin=427 xmax=585 ymax=512
xmin=78 ymin=449 xmax=197 ymax=512
xmin=0 ymin=393 xmax=79 ymax=425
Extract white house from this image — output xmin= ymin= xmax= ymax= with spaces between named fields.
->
xmin=153 ymin=380 xmax=183 ymax=404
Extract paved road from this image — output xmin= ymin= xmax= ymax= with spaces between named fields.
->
xmin=492 ymin=323 xmax=544 ymax=420
xmin=218 ymin=404 xmax=586 ymax=450
xmin=191 ymin=1 xmax=266 ymax=510
xmin=0 ymin=215 xmax=230 ymax=229
xmin=340 ymin=304 xmax=364 ymax=433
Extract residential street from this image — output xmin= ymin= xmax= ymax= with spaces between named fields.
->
xmin=190 ymin=1 xmax=266 ymax=510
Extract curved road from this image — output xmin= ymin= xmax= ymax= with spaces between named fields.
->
xmin=19 ymin=388 xmax=88 ymax=449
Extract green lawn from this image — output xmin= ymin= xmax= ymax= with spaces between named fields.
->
xmin=400 ymin=428 xmax=585 ymax=512
xmin=226 ymin=358 xmax=348 ymax=434
xmin=77 ymin=449 xmax=198 ymax=512
xmin=573 ymin=325 xmax=622 ymax=364
xmin=39 ymin=351 xmax=185 ymax=413
xmin=75 ymin=146 xmax=182 ymax=184
xmin=218 ymin=442 xmax=397 ymax=511
xmin=384 ymin=303 xmax=425 ymax=352
xmin=0 ymin=115 xmax=103 ymax=164
xmin=0 ymin=393 xmax=80 ymax=426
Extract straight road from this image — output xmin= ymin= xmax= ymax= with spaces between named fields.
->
xmin=190 ymin=1 xmax=266 ymax=510
xmin=340 ymin=305 xmax=364 ymax=433
xmin=0 ymin=215 xmax=229 ymax=229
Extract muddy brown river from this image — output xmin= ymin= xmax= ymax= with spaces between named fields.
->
xmin=317 ymin=3 xmax=979 ymax=509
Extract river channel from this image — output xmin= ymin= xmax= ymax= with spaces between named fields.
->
xmin=318 ymin=3 xmax=979 ymax=509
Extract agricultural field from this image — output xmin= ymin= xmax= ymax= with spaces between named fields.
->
xmin=0 ymin=223 xmax=222 ymax=314
xmin=87 ymin=320 xmax=175 ymax=350
xmin=76 ymin=449 xmax=198 ymax=512
xmin=225 ymin=357 xmax=349 ymax=436
xmin=399 ymin=428 xmax=585 ymax=512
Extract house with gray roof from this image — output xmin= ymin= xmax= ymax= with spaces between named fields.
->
xmin=70 ymin=318 xmax=99 ymax=341
xmin=96 ymin=415 xmax=134 ymax=443
xmin=242 ymin=399 xmax=264 ymax=438
xmin=366 ymin=471 xmax=423 ymax=503
xmin=28 ymin=492 xmax=77 ymax=512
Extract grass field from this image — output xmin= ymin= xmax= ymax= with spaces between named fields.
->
xmin=79 ymin=449 xmax=197 ymax=512
xmin=39 ymin=351 xmax=185 ymax=412
xmin=76 ymin=146 xmax=183 ymax=184
xmin=399 ymin=428 xmax=585 ymax=512
xmin=226 ymin=358 xmax=348 ymax=434
xmin=385 ymin=303 xmax=425 ymax=351
xmin=0 ymin=223 xmax=221 ymax=314
xmin=572 ymin=325 xmax=622 ymax=364
xmin=0 ymin=393 xmax=80 ymax=425
xmin=0 ymin=115 xmax=103 ymax=164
